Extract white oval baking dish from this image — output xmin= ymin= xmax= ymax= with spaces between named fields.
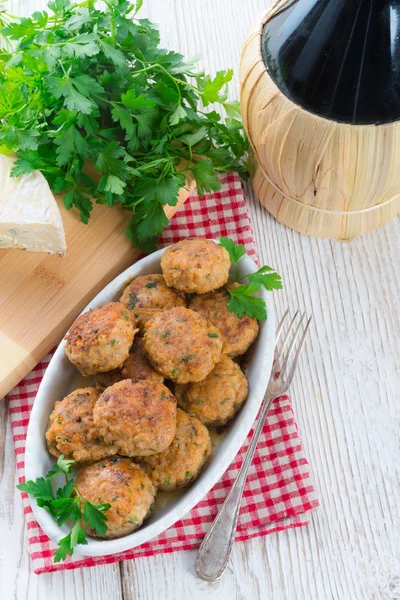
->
xmin=25 ymin=241 xmax=275 ymax=557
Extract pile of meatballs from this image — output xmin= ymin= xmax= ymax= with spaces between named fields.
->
xmin=46 ymin=238 xmax=259 ymax=540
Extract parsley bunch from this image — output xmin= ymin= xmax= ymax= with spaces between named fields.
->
xmin=17 ymin=455 xmax=110 ymax=562
xmin=219 ymin=237 xmax=282 ymax=320
xmin=0 ymin=0 xmax=249 ymax=251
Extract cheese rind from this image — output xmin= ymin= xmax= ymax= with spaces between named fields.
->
xmin=0 ymin=155 xmax=66 ymax=255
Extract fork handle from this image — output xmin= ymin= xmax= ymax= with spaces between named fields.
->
xmin=195 ymin=391 xmax=278 ymax=582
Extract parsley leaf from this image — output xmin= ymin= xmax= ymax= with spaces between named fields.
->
xmin=156 ymin=174 xmax=185 ymax=205
xmin=17 ymin=477 xmax=55 ymax=507
xmin=83 ymin=501 xmax=110 ymax=537
xmin=46 ymin=454 xmax=76 ymax=478
xmin=52 ymin=496 xmax=81 ymax=526
xmin=62 ymin=33 xmax=99 ymax=59
xmin=54 ymin=521 xmax=88 ymax=563
xmin=219 ymin=237 xmax=282 ymax=320
xmin=191 ymin=159 xmax=221 ymax=196
xmin=219 ymin=237 xmax=246 ymax=265
xmin=121 ymin=90 xmax=157 ymax=110
xmin=48 ymin=76 xmax=94 ymax=114
xmin=169 ymin=104 xmax=187 ymax=126
xmin=54 ymin=125 xmax=88 ymax=166
xmin=227 ymin=284 xmax=267 ymax=320
xmin=197 ymin=69 xmax=233 ymax=106
xmin=247 ymin=265 xmax=283 ymax=291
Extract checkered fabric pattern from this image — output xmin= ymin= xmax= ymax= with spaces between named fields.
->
xmin=8 ymin=173 xmax=319 ymax=574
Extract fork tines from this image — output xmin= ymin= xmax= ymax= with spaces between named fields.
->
xmin=273 ymin=309 xmax=312 ymax=388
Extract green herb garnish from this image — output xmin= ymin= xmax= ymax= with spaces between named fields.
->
xmin=145 ymin=281 xmax=158 ymax=289
xmin=219 ymin=237 xmax=282 ymax=321
xmin=207 ymin=332 xmax=219 ymax=338
xmin=0 ymin=0 xmax=248 ymax=252
xmin=128 ymin=293 xmax=137 ymax=309
xmin=17 ymin=454 xmax=110 ymax=563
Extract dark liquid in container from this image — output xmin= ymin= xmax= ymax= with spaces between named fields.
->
xmin=261 ymin=0 xmax=400 ymax=125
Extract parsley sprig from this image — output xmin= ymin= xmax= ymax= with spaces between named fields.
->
xmin=0 ymin=0 xmax=249 ymax=252
xmin=219 ymin=237 xmax=282 ymax=320
xmin=17 ymin=454 xmax=110 ymax=562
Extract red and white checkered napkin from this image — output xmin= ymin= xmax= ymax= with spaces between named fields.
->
xmin=8 ymin=173 xmax=319 ymax=574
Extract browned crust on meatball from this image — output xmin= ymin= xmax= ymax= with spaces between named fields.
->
xmin=143 ymin=307 xmax=223 ymax=383
xmin=75 ymin=457 xmax=156 ymax=539
xmin=93 ymin=369 xmax=123 ymax=393
xmin=65 ymin=302 xmax=138 ymax=376
xmin=160 ymin=238 xmax=231 ymax=294
xmin=120 ymin=337 xmax=164 ymax=384
xmin=93 ymin=380 xmax=177 ymax=456
xmin=139 ymin=408 xmax=212 ymax=491
xmin=175 ymin=355 xmax=248 ymax=427
xmin=120 ymin=274 xmax=186 ymax=330
xmin=93 ymin=337 xmax=164 ymax=392
xmin=189 ymin=285 xmax=259 ymax=357
xmin=45 ymin=388 xmax=117 ymax=463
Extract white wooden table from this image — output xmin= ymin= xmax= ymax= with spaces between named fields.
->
xmin=1 ymin=1 xmax=399 ymax=599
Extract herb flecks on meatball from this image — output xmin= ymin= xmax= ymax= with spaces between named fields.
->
xmin=64 ymin=302 xmax=138 ymax=376
xmin=120 ymin=274 xmax=186 ymax=330
xmin=46 ymin=388 xmax=118 ymax=463
xmin=93 ymin=336 xmax=164 ymax=392
xmin=93 ymin=380 xmax=177 ymax=456
xmin=75 ymin=457 xmax=156 ymax=539
xmin=139 ymin=408 xmax=212 ymax=491
xmin=175 ymin=355 xmax=248 ymax=427
xmin=143 ymin=307 xmax=223 ymax=383
xmin=190 ymin=284 xmax=259 ymax=357
xmin=161 ymin=238 xmax=230 ymax=294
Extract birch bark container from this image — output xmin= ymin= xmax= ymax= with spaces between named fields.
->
xmin=240 ymin=0 xmax=400 ymax=240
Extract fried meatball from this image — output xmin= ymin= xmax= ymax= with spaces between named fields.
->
xmin=45 ymin=388 xmax=117 ymax=463
xmin=143 ymin=307 xmax=223 ymax=383
xmin=75 ymin=457 xmax=156 ymax=539
xmin=93 ymin=369 xmax=122 ymax=393
xmin=139 ymin=408 xmax=212 ymax=491
xmin=189 ymin=284 xmax=259 ymax=357
xmin=161 ymin=238 xmax=231 ymax=294
xmin=93 ymin=380 xmax=177 ymax=456
xmin=175 ymin=355 xmax=248 ymax=427
xmin=120 ymin=274 xmax=186 ymax=329
xmin=120 ymin=337 xmax=164 ymax=384
xmin=93 ymin=337 xmax=164 ymax=392
xmin=65 ymin=302 xmax=138 ymax=376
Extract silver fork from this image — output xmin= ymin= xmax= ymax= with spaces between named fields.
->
xmin=195 ymin=309 xmax=312 ymax=582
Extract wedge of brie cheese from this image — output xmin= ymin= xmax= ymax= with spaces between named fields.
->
xmin=0 ymin=155 xmax=66 ymax=255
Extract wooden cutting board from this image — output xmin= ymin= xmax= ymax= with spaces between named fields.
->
xmin=0 ymin=178 xmax=195 ymax=399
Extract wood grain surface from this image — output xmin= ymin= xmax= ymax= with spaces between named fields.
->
xmin=1 ymin=1 xmax=399 ymax=599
